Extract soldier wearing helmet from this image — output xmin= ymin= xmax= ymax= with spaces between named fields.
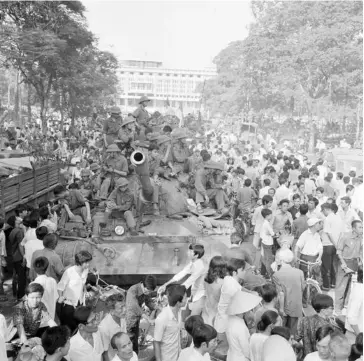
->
xmin=171 ymin=128 xmax=191 ymax=175
xmin=99 ymin=144 xmax=128 ymax=200
xmin=133 ymin=96 xmax=152 ymax=141
xmin=103 ymin=106 xmax=123 ymax=147
xmin=78 ymin=169 xmax=96 ymax=201
xmin=117 ymin=116 xmax=136 ymax=153
xmin=106 ymin=178 xmax=138 ymax=236
xmin=195 ymin=161 xmax=229 ymax=214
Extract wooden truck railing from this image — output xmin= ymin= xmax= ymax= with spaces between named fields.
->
xmin=0 ymin=162 xmax=63 ymax=216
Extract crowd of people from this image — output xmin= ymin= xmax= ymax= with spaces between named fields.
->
xmin=0 ymin=95 xmax=362 ymax=361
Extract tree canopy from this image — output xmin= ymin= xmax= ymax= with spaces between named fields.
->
xmin=203 ymin=1 xmax=363 ymax=123
xmin=0 ymin=1 xmax=119 ymax=131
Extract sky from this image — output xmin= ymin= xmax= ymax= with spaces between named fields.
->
xmin=84 ymin=1 xmax=254 ymax=69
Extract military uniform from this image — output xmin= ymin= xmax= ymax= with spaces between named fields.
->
xmin=103 ymin=106 xmax=123 ymax=146
xmin=133 ymin=96 xmax=152 ymax=141
xmin=106 ymin=178 xmax=137 ymax=235
xmin=195 ymin=161 xmax=228 ymax=211
xmin=117 ymin=116 xmax=136 ymax=151
xmin=171 ymin=129 xmax=190 ymax=174
xmin=100 ymin=144 xmax=129 ymax=199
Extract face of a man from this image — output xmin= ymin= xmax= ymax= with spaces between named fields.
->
xmin=116 ymin=334 xmax=134 ymax=360
xmin=27 ymin=291 xmax=43 ymax=308
xmin=354 ymin=222 xmax=363 ymax=235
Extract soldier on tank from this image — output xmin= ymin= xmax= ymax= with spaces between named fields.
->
xmin=133 ymin=96 xmax=153 ymax=140
xmin=89 ymin=163 xmax=102 ymax=192
xmin=78 ymin=169 xmax=96 ymax=201
xmin=157 ymin=135 xmax=174 ymax=174
xmin=117 ymin=115 xmax=136 ymax=152
xmin=106 ymin=178 xmax=138 ymax=236
xmin=103 ymin=106 xmax=122 ymax=147
xmin=195 ymin=161 xmax=229 ymax=214
xmin=99 ymin=144 xmax=128 ymax=200
xmin=171 ymin=128 xmax=190 ymax=175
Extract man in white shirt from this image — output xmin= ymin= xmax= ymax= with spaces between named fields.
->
xmin=109 ymin=332 xmax=138 ymax=361
xmin=154 ymin=284 xmax=187 ymax=361
xmin=177 ymin=324 xmax=217 ymax=361
xmin=259 ymin=179 xmax=272 ymax=199
xmin=320 ymin=203 xmax=343 ymax=291
xmin=275 ymin=177 xmax=291 ymax=204
xmin=32 ymin=256 xmax=58 ymax=321
xmin=260 ymin=208 xmax=275 ymax=277
xmin=68 ymin=306 xmax=105 ymax=361
xmin=338 ymin=197 xmax=360 ymax=232
xmin=21 ymin=226 xmax=47 ymax=270
xmin=295 ymin=218 xmax=323 ymax=278
xmin=158 ymin=244 xmax=205 ymax=316
xmin=99 ymin=294 xmax=127 ymax=354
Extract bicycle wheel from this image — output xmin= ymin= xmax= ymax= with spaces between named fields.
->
xmin=303 ymin=280 xmax=322 ymax=307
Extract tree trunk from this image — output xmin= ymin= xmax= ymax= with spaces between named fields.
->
xmin=27 ymin=83 xmax=32 ymax=124
xmin=14 ymin=71 xmax=20 ymax=124
xmin=40 ymin=98 xmax=47 ymax=134
xmin=71 ymin=106 xmax=76 ymax=127
xmin=60 ymin=93 xmax=64 ymax=137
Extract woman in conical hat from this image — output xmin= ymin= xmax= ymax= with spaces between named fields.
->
xmin=225 ymin=290 xmax=262 ymax=361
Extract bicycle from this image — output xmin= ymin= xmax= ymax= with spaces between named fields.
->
xmin=298 ymin=259 xmax=322 ymax=310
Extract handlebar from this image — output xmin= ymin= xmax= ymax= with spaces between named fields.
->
xmin=298 ymin=259 xmax=321 ymax=266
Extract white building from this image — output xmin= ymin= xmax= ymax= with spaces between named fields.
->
xmin=118 ymin=60 xmax=216 ymax=115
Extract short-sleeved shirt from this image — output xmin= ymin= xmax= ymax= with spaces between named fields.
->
xmin=66 ymin=189 xmax=86 ymax=210
xmin=322 ymin=213 xmax=343 ymax=247
xmin=30 ymin=248 xmax=64 ymax=282
xmin=336 ymin=232 xmax=363 ymax=260
xmin=99 ymin=313 xmax=127 ymax=352
xmin=260 ymin=220 xmax=275 ymax=246
xmin=237 ymin=187 xmax=257 ymax=211
xmin=103 ymin=117 xmax=122 ymax=136
xmin=68 ymin=330 xmax=104 ymax=361
xmin=13 ymin=301 xmax=51 ymax=337
xmin=296 ymin=229 xmax=323 ymax=256
xmin=338 ymin=208 xmax=360 ymax=233
xmin=154 ymin=306 xmax=182 ymax=361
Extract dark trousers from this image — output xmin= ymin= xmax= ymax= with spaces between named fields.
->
xmin=129 ymin=320 xmax=140 ymax=354
xmin=262 ymin=244 xmax=274 ymax=277
xmin=321 ymin=246 xmax=336 ymax=289
xmin=59 ymin=303 xmax=78 ymax=333
xmin=283 ymin=315 xmax=299 ymax=336
xmin=13 ymin=260 xmax=26 ymax=300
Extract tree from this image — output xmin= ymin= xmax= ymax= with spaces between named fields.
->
xmin=203 ymin=1 xmax=363 ymax=150
xmin=0 ymin=1 xmax=93 ymax=131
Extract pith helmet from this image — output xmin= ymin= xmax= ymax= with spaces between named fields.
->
xmin=115 ymin=178 xmax=129 ymax=188
xmin=204 ymin=161 xmax=224 ymax=171
xmin=147 ymin=132 xmax=161 ymax=141
xmin=110 ymin=106 xmax=121 ymax=115
xmin=157 ymin=135 xmax=171 ymax=145
xmin=81 ymin=169 xmax=91 ymax=177
xmin=139 ymin=96 xmax=151 ymax=104
xmin=171 ymin=128 xmax=188 ymax=140
xmin=121 ymin=116 xmax=135 ymax=127
xmin=106 ymin=144 xmax=121 ymax=152
xmin=89 ymin=163 xmax=100 ymax=171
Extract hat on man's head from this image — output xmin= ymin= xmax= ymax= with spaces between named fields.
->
xmin=147 ymin=132 xmax=161 ymax=142
xmin=139 ymin=96 xmax=151 ymax=104
xmin=227 ymin=291 xmax=262 ymax=315
xmin=121 ymin=116 xmax=135 ymax=127
xmin=106 ymin=144 xmax=120 ymax=152
xmin=204 ymin=161 xmax=224 ymax=171
xmin=109 ymin=106 xmax=121 ymax=115
xmin=157 ymin=135 xmax=171 ymax=145
xmin=115 ymin=178 xmax=129 ymax=188
xmin=307 ymin=218 xmax=322 ymax=227
xmin=89 ymin=163 xmax=100 ymax=171
xmin=171 ymin=128 xmax=188 ymax=140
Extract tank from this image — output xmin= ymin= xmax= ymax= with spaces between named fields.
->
xmin=55 ymin=151 xmax=235 ymax=286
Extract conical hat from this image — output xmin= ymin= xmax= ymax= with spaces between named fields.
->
xmin=227 ymin=290 xmax=261 ymax=315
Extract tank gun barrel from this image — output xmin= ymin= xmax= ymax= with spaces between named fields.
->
xmin=130 ymin=150 xmax=154 ymax=202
